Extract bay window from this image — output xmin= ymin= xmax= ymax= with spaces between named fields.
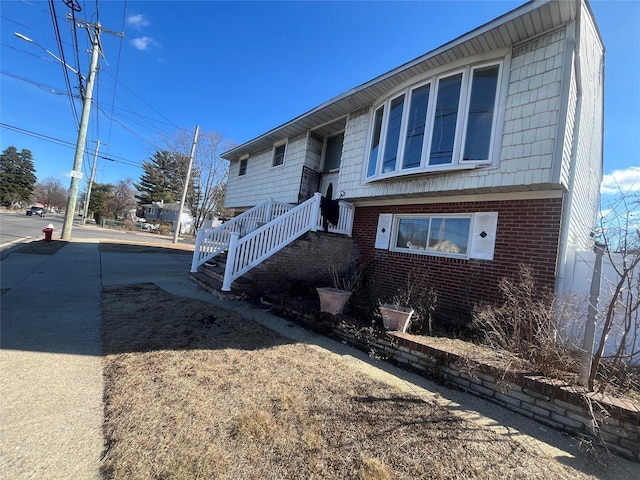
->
xmin=366 ymin=62 xmax=501 ymax=180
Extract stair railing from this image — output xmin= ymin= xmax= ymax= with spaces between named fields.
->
xmin=190 ymin=198 xmax=293 ymax=272
xmin=222 ymin=193 xmax=354 ymax=291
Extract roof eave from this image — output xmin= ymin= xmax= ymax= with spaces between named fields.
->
xmin=222 ymin=0 xmax=577 ymax=162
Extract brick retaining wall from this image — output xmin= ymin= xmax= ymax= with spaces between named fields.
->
xmin=338 ymin=325 xmax=640 ymax=461
xmin=262 ymin=294 xmax=640 ymax=462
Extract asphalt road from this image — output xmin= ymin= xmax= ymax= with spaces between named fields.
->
xmin=0 ymin=210 xmax=195 ymax=253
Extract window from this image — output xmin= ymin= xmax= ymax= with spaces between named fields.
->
xmin=272 ymin=143 xmax=286 ymax=167
xmin=463 ymin=65 xmax=500 ymax=161
xmin=239 ymin=157 xmax=247 ymax=176
xmin=366 ymin=62 xmax=501 ymax=180
xmin=323 ymin=132 xmax=344 ymax=172
xmin=429 ymin=73 xmax=462 ymax=165
xmin=403 ymin=83 xmax=430 ymax=169
xmin=393 ymin=215 xmax=471 ymax=257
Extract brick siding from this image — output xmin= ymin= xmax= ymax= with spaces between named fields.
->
xmin=352 ymin=197 xmax=564 ymax=324
xmin=246 ymin=231 xmax=354 ymax=294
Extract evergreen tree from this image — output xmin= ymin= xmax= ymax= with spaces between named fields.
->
xmin=0 ymin=146 xmax=37 ymax=207
xmin=135 ymin=150 xmax=189 ymax=205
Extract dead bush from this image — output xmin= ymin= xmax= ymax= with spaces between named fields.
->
xmin=471 ymin=264 xmax=580 ymax=378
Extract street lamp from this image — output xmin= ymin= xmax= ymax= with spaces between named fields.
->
xmin=14 ymin=29 xmax=100 ymax=240
xmin=13 ymin=32 xmax=82 ymax=77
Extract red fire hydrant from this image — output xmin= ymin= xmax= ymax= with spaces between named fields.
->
xmin=42 ymin=226 xmax=54 ymax=242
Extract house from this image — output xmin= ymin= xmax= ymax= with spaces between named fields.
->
xmin=192 ymin=0 xmax=604 ymax=325
xmin=142 ymin=200 xmax=194 ymax=234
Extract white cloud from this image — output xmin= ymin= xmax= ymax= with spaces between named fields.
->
xmin=601 ymin=166 xmax=640 ymax=195
xmin=131 ymin=37 xmax=158 ymax=51
xmin=127 ymin=14 xmax=150 ymax=30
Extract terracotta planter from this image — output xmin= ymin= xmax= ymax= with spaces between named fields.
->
xmin=379 ymin=304 xmax=414 ymax=333
xmin=317 ymin=287 xmax=352 ymax=315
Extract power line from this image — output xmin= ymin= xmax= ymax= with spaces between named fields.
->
xmin=0 ymin=122 xmax=143 ymax=168
xmin=1 ymin=70 xmax=72 ymax=96
xmin=48 ymin=0 xmax=80 ymax=128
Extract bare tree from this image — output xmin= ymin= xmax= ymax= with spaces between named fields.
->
xmin=32 ymin=177 xmax=68 ymax=210
xmin=164 ymin=129 xmax=234 ymax=232
xmin=108 ymin=178 xmax=139 ymax=220
xmin=587 ymin=192 xmax=640 ymax=391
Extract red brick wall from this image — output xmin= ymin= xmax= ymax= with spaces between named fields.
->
xmin=352 ymin=197 xmax=564 ymax=324
xmin=247 ymin=231 xmax=354 ymax=294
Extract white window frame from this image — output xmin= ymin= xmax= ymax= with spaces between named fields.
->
xmin=364 ymin=60 xmax=503 ymax=182
xmin=239 ymin=155 xmax=248 ymax=176
xmin=321 ymin=131 xmax=345 ymax=173
xmin=386 ymin=211 xmax=498 ymax=260
xmin=272 ymin=141 xmax=287 ymax=168
xmin=390 ymin=213 xmax=474 ymax=259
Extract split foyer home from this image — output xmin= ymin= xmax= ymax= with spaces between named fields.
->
xmin=191 ymin=0 xmax=604 ymax=325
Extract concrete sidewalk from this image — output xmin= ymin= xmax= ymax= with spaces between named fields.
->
xmin=1 ymin=239 xmax=639 ymax=479
xmin=1 ymin=241 xmax=103 ymax=479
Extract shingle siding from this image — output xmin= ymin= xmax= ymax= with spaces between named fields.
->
xmin=337 ymin=27 xmax=568 ymax=201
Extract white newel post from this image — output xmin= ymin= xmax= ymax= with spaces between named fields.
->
xmin=266 ymin=198 xmax=274 ymax=222
xmin=191 ymin=228 xmax=204 ymax=272
xmin=310 ymin=192 xmax=321 ymax=232
xmin=222 ymin=231 xmax=240 ymax=291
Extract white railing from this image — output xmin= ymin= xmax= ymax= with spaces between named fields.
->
xmin=190 ymin=198 xmax=293 ymax=272
xmin=221 ymin=193 xmax=354 ymax=291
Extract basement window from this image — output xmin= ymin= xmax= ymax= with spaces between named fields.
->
xmin=381 ymin=212 xmax=498 ymax=260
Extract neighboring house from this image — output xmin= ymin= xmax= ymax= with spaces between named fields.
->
xmin=194 ymin=0 xmax=603 ymax=324
xmin=142 ymin=200 xmax=194 ymax=234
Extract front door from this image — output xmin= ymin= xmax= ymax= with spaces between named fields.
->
xmin=319 ymin=132 xmax=344 ymax=198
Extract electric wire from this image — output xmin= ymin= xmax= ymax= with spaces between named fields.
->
xmin=5 ymin=2 xmax=187 ymax=181
xmin=1 ymin=123 xmax=143 ymax=168
xmin=47 ymin=0 xmax=80 ymax=129
xmin=103 ymin=0 xmax=128 ymax=150
xmin=1 ymin=70 xmax=73 ymax=97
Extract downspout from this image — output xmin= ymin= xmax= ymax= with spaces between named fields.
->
xmin=555 ymin=0 xmax=582 ymax=296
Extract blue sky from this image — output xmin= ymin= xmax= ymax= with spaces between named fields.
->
xmin=1 ymin=0 xmax=639 ymax=200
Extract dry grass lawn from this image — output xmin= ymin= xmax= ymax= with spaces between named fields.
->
xmin=100 ymin=283 xmax=610 ymax=480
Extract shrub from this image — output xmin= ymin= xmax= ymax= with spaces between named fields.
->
xmin=158 ymin=223 xmax=172 ymax=236
xmin=471 ymin=264 xmax=580 ymax=378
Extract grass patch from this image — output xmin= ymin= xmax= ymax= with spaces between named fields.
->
xmin=12 ymin=239 xmax=68 ymax=255
xmin=101 ymin=284 xmax=603 ymax=480
xmin=98 ymin=241 xmax=193 ymax=254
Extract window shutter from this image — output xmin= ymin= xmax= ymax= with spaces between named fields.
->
xmin=469 ymin=212 xmax=498 ymax=260
xmin=375 ymin=214 xmax=393 ymax=250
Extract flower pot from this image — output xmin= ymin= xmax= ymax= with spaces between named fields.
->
xmin=317 ymin=287 xmax=352 ymax=315
xmin=379 ymin=304 xmax=414 ymax=333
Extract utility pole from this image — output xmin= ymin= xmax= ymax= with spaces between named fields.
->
xmin=173 ymin=125 xmax=200 ymax=244
xmin=60 ymin=18 xmax=123 ymax=240
xmin=82 ymin=140 xmax=100 ymax=224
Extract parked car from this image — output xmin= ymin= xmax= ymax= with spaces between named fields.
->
xmin=140 ymin=222 xmax=159 ymax=231
xmin=26 ymin=206 xmax=46 ymax=217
